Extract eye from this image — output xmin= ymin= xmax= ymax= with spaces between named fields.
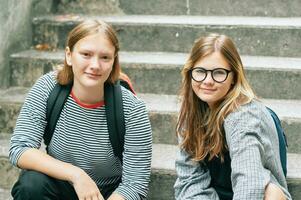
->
xmin=101 ymin=55 xmax=113 ymax=62
xmin=213 ymin=69 xmax=227 ymax=75
xmin=80 ymin=52 xmax=91 ymax=57
xmin=194 ymin=68 xmax=206 ymax=74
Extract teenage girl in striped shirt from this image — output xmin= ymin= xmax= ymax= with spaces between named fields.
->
xmin=9 ymin=20 xmax=152 ymax=200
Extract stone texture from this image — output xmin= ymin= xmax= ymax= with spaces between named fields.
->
xmin=189 ymin=0 xmax=301 ymax=17
xmin=148 ymin=169 xmax=176 ymax=200
xmin=0 ymin=103 xmax=21 ymax=135
xmin=118 ymin=0 xmax=301 ymax=17
xmin=0 ymin=0 xmax=33 ymax=88
xmin=119 ymin=0 xmax=187 ymax=15
xmin=0 ymin=158 xmax=19 ymax=189
xmin=0 ymin=188 xmax=12 ymax=200
xmin=54 ymin=0 xmax=124 ymax=15
xmin=32 ymin=15 xmax=301 ymax=57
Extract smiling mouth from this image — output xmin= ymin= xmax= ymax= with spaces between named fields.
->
xmin=85 ymin=72 xmax=101 ymax=77
xmin=201 ymin=88 xmax=216 ymax=91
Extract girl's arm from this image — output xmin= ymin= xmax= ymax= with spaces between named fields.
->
xmin=9 ymin=73 xmax=104 ymax=200
xmin=18 ymin=148 xmax=104 ymax=200
xmin=174 ymin=141 xmax=220 ymax=200
xmin=264 ymin=183 xmax=286 ymax=200
xmin=111 ymin=97 xmax=152 ymax=200
xmin=224 ymin=102 xmax=291 ymax=200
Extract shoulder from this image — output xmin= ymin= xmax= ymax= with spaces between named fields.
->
xmin=121 ymin=86 xmax=146 ymax=108
xmin=25 ymin=71 xmax=58 ymax=102
xmin=30 ymin=71 xmax=57 ymax=93
xmin=223 ymin=100 xmax=276 ymax=145
xmin=224 ymin=100 xmax=271 ymax=128
xmin=224 ymin=100 xmax=277 ymax=148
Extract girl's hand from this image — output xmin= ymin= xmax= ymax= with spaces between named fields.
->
xmin=264 ymin=183 xmax=286 ymax=200
xmin=107 ymin=193 xmax=125 ymax=200
xmin=71 ymin=168 xmax=104 ymax=200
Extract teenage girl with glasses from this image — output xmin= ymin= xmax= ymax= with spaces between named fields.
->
xmin=174 ymin=33 xmax=291 ymax=200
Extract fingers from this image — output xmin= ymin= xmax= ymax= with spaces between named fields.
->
xmin=78 ymin=191 xmax=103 ymax=200
xmin=92 ymin=195 xmax=99 ymax=200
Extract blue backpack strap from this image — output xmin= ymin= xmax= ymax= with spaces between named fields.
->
xmin=266 ymin=107 xmax=288 ymax=177
xmin=44 ymin=83 xmax=72 ymax=148
xmin=104 ymin=80 xmax=125 ymax=163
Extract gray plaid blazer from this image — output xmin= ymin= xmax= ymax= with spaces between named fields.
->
xmin=174 ymin=100 xmax=291 ymax=200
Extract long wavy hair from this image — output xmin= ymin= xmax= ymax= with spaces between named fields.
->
xmin=177 ymin=33 xmax=256 ymax=161
xmin=57 ymin=19 xmax=121 ymax=85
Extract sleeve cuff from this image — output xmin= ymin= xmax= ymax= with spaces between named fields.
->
xmin=114 ymin=184 xmax=145 ymax=200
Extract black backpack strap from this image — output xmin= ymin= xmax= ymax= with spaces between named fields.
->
xmin=266 ymin=106 xmax=288 ymax=177
xmin=104 ymin=81 xmax=125 ymax=163
xmin=120 ymin=79 xmax=135 ymax=94
xmin=44 ymin=83 xmax=72 ymax=148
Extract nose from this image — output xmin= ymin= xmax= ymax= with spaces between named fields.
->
xmin=202 ymin=71 xmax=214 ymax=84
xmin=90 ymin=56 xmax=101 ymax=69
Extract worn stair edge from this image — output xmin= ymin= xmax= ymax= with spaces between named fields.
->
xmin=31 ymin=15 xmax=301 ymax=57
xmin=33 ymin=15 xmax=301 ymax=27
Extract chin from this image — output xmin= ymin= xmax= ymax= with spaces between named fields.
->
xmin=83 ymin=80 xmax=103 ymax=88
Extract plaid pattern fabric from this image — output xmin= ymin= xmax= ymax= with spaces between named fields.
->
xmin=174 ymin=100 xmax=291 ymax=200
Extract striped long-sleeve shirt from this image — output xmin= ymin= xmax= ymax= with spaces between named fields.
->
xmin=174 ymin=100 xmax=291 ymax=200
xmin=9 ymin=71 xmax=152 ymax=199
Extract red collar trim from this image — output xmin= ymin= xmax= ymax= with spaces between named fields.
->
xmin=70 ymin=90 xmax=105 ymax=109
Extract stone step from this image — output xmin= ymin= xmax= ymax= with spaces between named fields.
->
xmin=0 ymin=135 xmax=20 ymax=191
xmin=32 ymin=15 xmax=301 ymax=57
xmin=10 ymin=50 xmax=301 ymax=99
xmin=118 ymin=0 xmax=301 ymax=17
xmin=53 ymin=0 xmax=301 ymax=17
xmin=1 ymin=88 xmax=301 ymax=153
xmin=0 ymin=141 xmax=300 ymax=199
xmin=0 ymin=188 xmax=11 ymax=200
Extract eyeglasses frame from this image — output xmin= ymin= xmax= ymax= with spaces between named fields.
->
xmin=190 ymin=67 xmax=232 ymax=83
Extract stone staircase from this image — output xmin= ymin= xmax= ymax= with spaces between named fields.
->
xmin=1 ymin=0 xmax=301 ymax=199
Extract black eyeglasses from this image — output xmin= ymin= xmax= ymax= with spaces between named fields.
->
xmin=190 ymin=67 xmax=232 ymax=83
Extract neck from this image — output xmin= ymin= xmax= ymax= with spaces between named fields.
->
xmin=72 ymin=83 xmax=104 ymax=105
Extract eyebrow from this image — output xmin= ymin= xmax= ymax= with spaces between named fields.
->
xmin=78 ymin=48 xmax=114 ymax=55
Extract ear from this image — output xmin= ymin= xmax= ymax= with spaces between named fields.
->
xmin=65 ymin=47 xmax=72 ymax=66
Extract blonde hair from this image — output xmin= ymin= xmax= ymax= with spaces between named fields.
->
xmin=177 ymin=33 xmax=256 ymax=161
xmin=57 ymin=19 xmax=120 ymax=85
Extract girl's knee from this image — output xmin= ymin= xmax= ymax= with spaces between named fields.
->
xmin=12 ymin=170 xmax=56 ymax=199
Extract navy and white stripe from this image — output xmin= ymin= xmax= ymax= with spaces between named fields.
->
xmin=9 ymin=71 xmax=152 ymax=199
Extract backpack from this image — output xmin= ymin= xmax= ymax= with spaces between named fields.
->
xmin=43 ymin=79 xmax=135 ymax=163
xmin=266 ymin=106 xmax=288 ymax=176
xmin=206 ymin=106 xmax=288 ymax=200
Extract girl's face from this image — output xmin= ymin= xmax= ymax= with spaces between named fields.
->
xmin=66 ymin=32 xmax=115 ymax=91
xmin=191 ymin=52 xmax=234 ymax=108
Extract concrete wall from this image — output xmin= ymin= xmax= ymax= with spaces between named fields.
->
xmin=0 ymin=0 xmax=53 ymax=88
